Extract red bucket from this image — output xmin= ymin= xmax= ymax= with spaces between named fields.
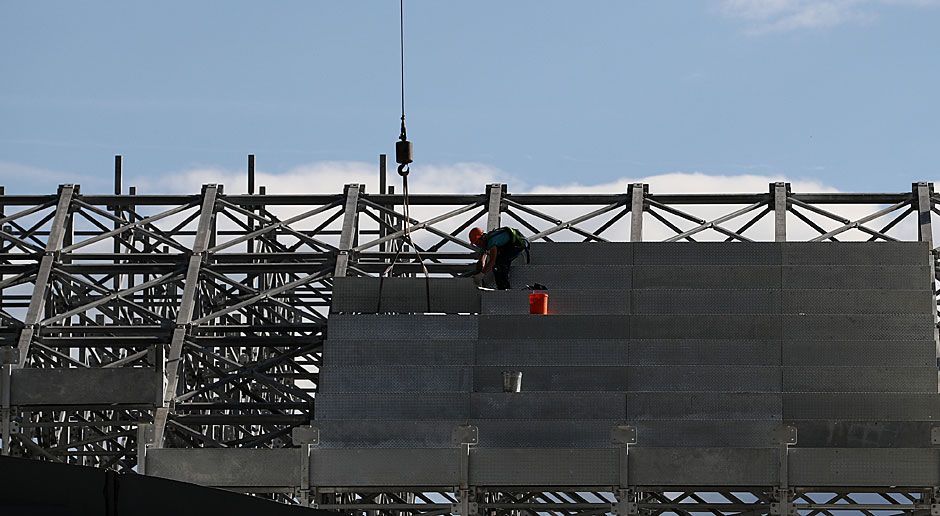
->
xmin=529 ymin=292 xmax=549 ymax=315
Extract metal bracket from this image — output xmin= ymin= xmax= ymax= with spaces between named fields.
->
xmin=0 ymin=347 xmax=18 ymax=365
xmin=292 ymin=425 xmax=320 ymax=446
xmin=452 ymin=424 xmax=479 ymax=446
xmin=773 ymin=425 xmax=798 ymax=445
xmin=611 ymin=424 xmax=637 ymax=445
xmin=931 ymin=426 xmax=940 ymax=446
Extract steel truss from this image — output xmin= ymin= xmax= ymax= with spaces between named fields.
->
xmin=0 ymin=162 xmax=938 ymax=514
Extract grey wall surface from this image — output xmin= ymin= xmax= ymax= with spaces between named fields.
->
xmin=312 ymin=242 xmax=940 ymax=488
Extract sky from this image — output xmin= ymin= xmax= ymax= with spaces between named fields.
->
xmin=2 ymin=0 xmax=939 ymax=195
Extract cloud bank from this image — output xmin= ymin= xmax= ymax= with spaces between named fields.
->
xmin=719 ymin=0 xmax=939 ymax=33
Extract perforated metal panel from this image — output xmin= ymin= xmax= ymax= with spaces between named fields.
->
xmin=634 ymin=242 xmax=782 ymax=265
xmin=319 ymin=366 xmax=472 ymax=393
xmin=634 ymin=420 xmax=783 ymax=447
xmin=475 ymin=338 xmax=629 ymax=365
xmin=630 ymin=315 xmax=779 ymax=339
xmin=331 ymin=277 xmax=480 ymax=314
xmin=633 ymin=266 xmax=779 ymax=289
xmin=789 ymin=448 xmax=940 ymax=486
xmin=310 ymin=449 xmax=460 ymax=487
xmin=528 ymin=242 xmax=633 ymax=264
xmin=324 ymin=339 xmax=474 ymax=366
xmin=782 ymin=266 xmax=931 ymax=290
xmin=316 ymin=420 xmax=463 ymax=448
xmin=469 ymin=448 xmax=619 ymax=486
xmin=629 ymin=339 xmax=780 ymax=365
xmin=471 ymin=392 xmax=626 ymax=419
xmin=628 ymin=366 xmax=780 ymax=392
xmin=511 ymin=265 xmax=632 ymax=289
xmin=11 ymin=368 xmax=158 ymax=406
xmin=633 ymin=289 xmax=780 ymax=314
xmin=478 ymin=315 xmax=630 ymax=339
xmin=481 ymin=289 xmax=631 ymax=315
xmin=783 ymin=366 xmax=937 ymax=393
xmin=473 ymin=366 xmax=630 ymax=392
xmin=784 ymin=393 xmax=940 ymax=421
xmin=783 ymin=340 xmax=935 ymax=367
xmin=627 ymin=392 xmax=782 ymax=420
xmin=474 ymin=420 xmax=623 ymax=448
xmin=315 ymin=392 xmax=470 ymax=420
xmin=782 ymin=242 xmax=928 ymax=265
xmin=147 ymin=449 xmax=300 ymax=488
xmin=629 ymin=447 xmax=778 ymax=486
xmin=782 ymin=289 xmax=933 ymax=314
xmin=781 ymin=314 xmax=933 ymax=340
xmin=328 ymin=314 xmax=477 ymax=340
xmin=789 ymin=420 xmax=936 ymax=448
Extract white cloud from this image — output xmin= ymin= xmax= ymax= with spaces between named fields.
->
xmin=719 ymin=0 xmax=939 ymax=33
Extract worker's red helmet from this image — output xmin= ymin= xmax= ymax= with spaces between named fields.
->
xmin=469 ymin=227 xmax=485 ymax=246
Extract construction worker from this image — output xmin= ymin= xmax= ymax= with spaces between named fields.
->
xmin=468 ymin=226 xmax=530 ymax=290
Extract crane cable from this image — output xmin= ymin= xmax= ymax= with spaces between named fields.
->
xmin=378 ymin=0 xmax=430 ymax=313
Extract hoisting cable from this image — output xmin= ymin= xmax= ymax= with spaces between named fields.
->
xmin=377 ymin=0 xmax=431 ymax=314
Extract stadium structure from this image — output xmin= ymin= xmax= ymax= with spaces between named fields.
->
xmin=1 ymin=155 xmax=939 ymax=515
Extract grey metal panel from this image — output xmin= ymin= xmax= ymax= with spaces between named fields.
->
xmin=634 ymin=421 xmax=783 ymax=447
xmin=331 ymin=277 xmax=480 ymax=314
xmin=782 ymin=289 xmax=933 ymax=315
xmin=327 ymin=314 xmax=477 ymax=340
xmin=783 ymin=366 xmax=937 ymax=393
xmin=634 ymin=242 xmax=781 ymax=265
xmin=478 ymin=315 xmax=630 ymax=339
xmin=511 ymin=265 xmax=632 ymax=289
xmin=11 ymin=367 xmax=157 ymax=406
xmin=473 ymin=366 xmax=630 ymax=392
xmin=315 ymin=393 xmax=470 ymax=420
xmin=628 ymin=366 xmax=780 ymax=392
xmin=630 ymin=315 xmax=779 ymax=339
xmin=474 ymin=420 xmax=622 ymax=448
xmin=782 ymin=265 xmax=931 ymax=290
xmin=471 ymin=392 xmax=626 ymax=419
xmin=316 ymin=420 xmax=463 ymax=448
xmin=628 ymin=392 xmax=782 ymax=420
xmin=476 ymin=338 xmax=629 ymax=366
xmin=789 ymin=448 xmax=940 ymax=487
xmin=147 ymin=448 xmax=300 ymax=488
xmin=629 ymin=339 xmax=780 ymax=366
xmin=324 ymin=339 xmax=474 ymax=366
xmin=320 ymin=366 xmax=472 ymax=393
xmin=633 ymin=289 xmax=779 ymax=314
xmin=789 ymin=420 xmax=936 ymax=448
xmin=783 ymin=340 xmax=936 ymax=367
xmin=782 ymin=242 xmax=929 ymax=266
xmin=781 ymin=314 xmax=933 ymax=340
xmin=528 ymin=242 xmax=633 ymax=265
xmin=469 ymin=448 xmax=618 ymax=486
xmin=481 ymin=289 xmax=630 ymax=315
xmin=784 ymin=393 xmax=940 ymax=421
xmin=630 ymin=447 xmax=777 ymax=486
xmin=633 ymin=266 xmax=779 ymax=289
xmin=310 ymin=449 xmax=460 ymax=487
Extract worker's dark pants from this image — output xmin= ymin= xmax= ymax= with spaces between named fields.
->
xmin=493 ymin=247 xmax=524 ymax=290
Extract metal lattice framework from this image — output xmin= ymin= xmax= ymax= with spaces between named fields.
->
xmin=0 ymin=156 xmax=938 ymax=514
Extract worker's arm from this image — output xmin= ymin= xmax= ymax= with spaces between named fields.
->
xmin=479 ymin=247 xmax=498 ymax=274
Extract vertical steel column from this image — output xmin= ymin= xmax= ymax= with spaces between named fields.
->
xmin=379 ymin=155 xmax=388 ymax=253
xmin=153 ymin=184 xmax=220 ymax=447
xmin=629 ymin=183 xmax=645 ymax=242
xmin=485 ymin=184 xmax=504 ymax=232
xmin=15 ymin=184 xmax=77 ymax=368
xmin=0 ymin=347 xmax=14 ymax=455
xmin=773 ymin=182 xmax=789 ymax=242
xmin=333 ymin=184 xmax=361 ymax=278
xmin=913 ymin=182 xmax=938 ymax=372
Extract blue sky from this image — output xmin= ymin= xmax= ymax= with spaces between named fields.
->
xmin=2 ymin=1 xmax=939 ymax=194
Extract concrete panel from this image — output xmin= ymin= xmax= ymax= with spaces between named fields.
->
xmin=782 ymin=289 xmax=933 ymax=315
xmin=628 ymin=392 xmax=782 ymax=420
xmin=478 ymin=315 xmax=630 ymax=339
xmin=784 ymin=393 xmax=940 ymax=421
xmin=471 ymin=392 xmax=626 ymax=419
xmin=789 ymin=420 xmax=936 ymax=448
xmin=481 ymin=289 xmax=630 ymax=315
xmin=782 ymin=242 xmax=928 ymax=266
xmin=528 ymin=242 xmax=633 ymax=265
xmin=475 ymin=338 xmax=629 ymax=366
xmin=311 ymin=449 xmax=460 ymax=487
xmin=782 ymin=340 xmax=936 ymax=367
xmin=782 ymin=266 xmax=931 ymax=290
xmin=781 ymin=314 xmax=933 ymax=340
xmin=473 ymin=366 xmax=630 ymax=392
xmin=633 ymin=289 xmax=779 ymax=315
xmin=324 ymin=339 xmax=474 ymax=366
xmin=316 ymin=420 xmax=463 ymax=448
xmin=147 ymin=448 xmax=300 ymax=488
xmin=628 ymin=366 xmax=780 ymax=392
xmin=331 ymin=277 xmax=480 ymax=314
xmin=633 ymin=266 xmax=779 ymax=289
xmin=634 ymin=242 xmax=781 ymax=265
xmin=327 ymin=314 xmax=477 ymax=340
xmin=630 ymin=315 xmax=779 ymax=339
xmin=470 ymin=448 xmax=618 ymax=486
xmin=630 ymin=448 xmax=778 ymax=486
xmin=315 ymin=393 xmax=469 ymax=420
xmin=11 ymin=367 xmax=157 ymax=406
xmin=783 ymin=366 xmax=937 ymax=393
xmin=789 ymin=448 xmax=940 ymax=486
xmin=511 ymin=265 xmax=632 ymax=289
xmin=629 ymin=339 xmax=780 ymax=366
xmin=319 ymin=366 xmax=472 ymax=393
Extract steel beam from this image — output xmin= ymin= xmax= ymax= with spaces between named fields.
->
xmin=333 ymin=184 xmax=361 ymax=278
